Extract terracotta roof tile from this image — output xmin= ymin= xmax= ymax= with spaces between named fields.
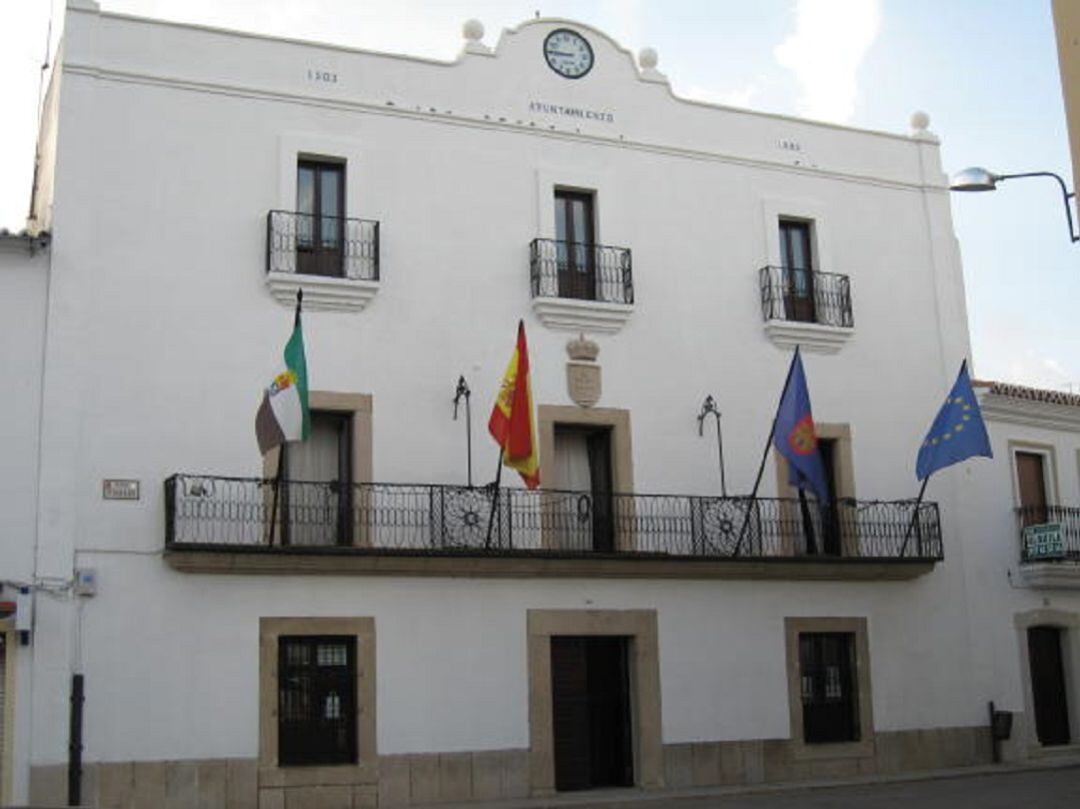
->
xmin=973 ymin=379 xmax=1080 ymax=408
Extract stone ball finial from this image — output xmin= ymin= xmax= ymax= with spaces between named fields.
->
xmin=910 ymin=110 xmax=930 ymax=133
xmin=639 ymin=47 xmax=659 ymax=70
xmin=463 ymin=19 xmax=485 ymax=42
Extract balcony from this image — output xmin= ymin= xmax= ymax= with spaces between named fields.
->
xmin=164 ymin=475 xmax=942 ymax=579
xmin=529 ymin=238 xmax=634 ymax=334
xmin=265 ymin=210 xmax=381 ymax=312
xmin=759 ymin=265 xmax=854 ymax=353
xmin=1016 ymin=505 xmax=1080 ymax=588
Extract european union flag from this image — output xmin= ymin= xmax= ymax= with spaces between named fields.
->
xmin=772 ymin=349 xmax=830 ymax=502
xmin=916 ymin=361 xmax=992 ymax=481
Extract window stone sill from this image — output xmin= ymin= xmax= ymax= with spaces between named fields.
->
xmin=763 ymin=319 xmax=853 ymax=354
xmin=266 ymin=272 xmax=379 ymax=312
xmin=531 ymin=297 xmax=633 ymax=334
xmin=1018 ymin=561 xmax=1080 ymax=589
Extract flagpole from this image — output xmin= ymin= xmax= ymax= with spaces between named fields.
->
xmin=733 ymin=349 xmax=801 ymax=556
xmin=266 ymin=450 xmax=286 ymax=546
xmin=899 ymin=476 xmax=930 ymax=557
xmin=484 ymin=449 xmax=504 ymax=548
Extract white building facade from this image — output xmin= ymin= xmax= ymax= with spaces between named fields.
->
xmin=2 ymin=1 xmax=1078 ymax=807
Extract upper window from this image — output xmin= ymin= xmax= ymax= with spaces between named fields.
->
xmin=798 ymin=631 xmax=859 ymax=744
xmin=1016 ymin=450 xmax=1050 ymax=527
xmin=296 ymin=160 xmax=345 ymax=277
xmin=778 ymin=219 xmax=816 ymax=323
xmin=278 ymin=635 xmax=357 ymax=766
xmin=554 ymin=189 xmax=596 ymax=300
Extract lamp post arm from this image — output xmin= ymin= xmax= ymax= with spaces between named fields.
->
xmin=996 ymin=171 xmax=1080 ymax=243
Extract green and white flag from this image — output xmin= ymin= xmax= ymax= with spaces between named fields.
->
xmin=255 ymin=293 xmax=309 ymax=455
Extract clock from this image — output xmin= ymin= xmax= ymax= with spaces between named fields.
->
xmin=543 ymin=29 xmax=594 ymax=79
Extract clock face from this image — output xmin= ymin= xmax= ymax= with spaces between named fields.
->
xmin=543 ymin=29 xmax=594 ymax=79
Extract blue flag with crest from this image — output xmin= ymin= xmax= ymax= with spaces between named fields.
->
xmin=916 ymin=361 xmax=992 ymax=481
xmin=772 ymin=349 xmax=830 ymax=502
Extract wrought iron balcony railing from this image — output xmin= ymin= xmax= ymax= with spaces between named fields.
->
xmin=1016 ymin=505 xmax=1080 ymax=562
xmin=759 ymin=265 xmax=853 ymax=328
xmin=165 ymin=475 xmax=941 ymax=562
xmin=530 ymin=238 xmax=633 ymax=304
xmin=266 ymin=210 xmax=380 ymax=281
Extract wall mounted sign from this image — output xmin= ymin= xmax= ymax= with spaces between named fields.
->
xmin=1023 ymin=522 xmax=1064 ymax=560
xmin=102 ymin=479 xmax=140 ymax=501
xmin=543 ymin=29 xmax=594 ymax=79
xmin=528 ymin=101 xmax=614 ymax=123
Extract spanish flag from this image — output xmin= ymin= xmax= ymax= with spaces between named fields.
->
xmin=488 ymin=321 xmax=540 ymax=489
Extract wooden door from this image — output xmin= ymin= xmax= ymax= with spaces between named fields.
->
xmin=555 ymin=191 xmax=596 ymax=300
xmin=552 ymin=429 xmax=593 ymax=551
xmin=282 ymin=411 xmax=353 ymax=546
xmin=779 ymin=220 xmax=816 ymax=323
xmin=1016 ymin=451 xmax=1049 ymax=527
xmin=587 ymin=430 xmax=615 ymax=553
xmin=551 ymin=636 xmax=633 ymax=791
xmin=818 ymin=439 xmax=841 ymax=556
xmin=1028 ymin=626 xmax=1071 ymax=746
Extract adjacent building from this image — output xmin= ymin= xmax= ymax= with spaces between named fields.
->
xmin=0 ymin=1 xmax=1077 ymax=807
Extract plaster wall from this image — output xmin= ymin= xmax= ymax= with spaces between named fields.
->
xmin=957 ymin=406 xmax=1080 ymax=757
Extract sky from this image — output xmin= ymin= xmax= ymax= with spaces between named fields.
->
xmin=1 ymin=0 xmax=1076 ymax=391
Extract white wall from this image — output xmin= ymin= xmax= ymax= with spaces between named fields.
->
xmin=0 ymin=238 xmax=49 ymax=802
xmin=17 ymin=5 xmax=988 ymax=772
xmin=959 ymin=400 xmax=1080 ymax=757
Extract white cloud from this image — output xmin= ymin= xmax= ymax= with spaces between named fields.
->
xmin=773 ymin=0 xmax=881 ymax=123
xmin=1002 ymin=352 xmax=1077 ymax=392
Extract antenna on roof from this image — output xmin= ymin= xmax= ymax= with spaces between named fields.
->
xmin=27 ymin=4 xmax=55 ymax=225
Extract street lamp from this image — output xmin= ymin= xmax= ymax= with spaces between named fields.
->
xmin=950 ymin=167 xmax=1079 ymax=243
xmin=696 ymin=395 xmax=727 ymax=497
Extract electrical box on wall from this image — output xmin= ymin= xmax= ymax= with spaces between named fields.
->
xmin=74 ymin=568 xmax=98 ymax=597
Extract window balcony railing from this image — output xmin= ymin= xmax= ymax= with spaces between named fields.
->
xmin=759 ymin=265 xmax=853 ymax=328
xmin=266 ymin=210 xmax=380 ymax=281
xmin=530 ymin=238 xmax=633 ymax=304
xmin=165 ymin=475 xmax=941 ymax=564
xmin=1016 ymin=505 xmax=1080 ymax=563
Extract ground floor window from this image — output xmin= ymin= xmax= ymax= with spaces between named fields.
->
xmin=784 ymin=617 xmax=874 ymax=757
xmin=799 ymin=632 xmax=859 ymax=743
xmin=258 ymin=616 xmax=376 ymax=780
xmin=278 ymin=635 xmax=357 ymax=765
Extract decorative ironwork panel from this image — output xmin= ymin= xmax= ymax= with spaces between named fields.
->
xmin=432 ymin=485 xmax=512 ymax=549
xmin=530 ymin=238 xmax=633 ymax=304
xmin=759 ymin=265 xmax=853 ymax=328
xmin=164 ymin=475 xmax=943 ymax=562
xmin=267 ymin=210 xmax=380 ymax=281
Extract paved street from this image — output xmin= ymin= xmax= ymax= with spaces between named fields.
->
xmin=658 ymin=767 xmax=1080 ymax=808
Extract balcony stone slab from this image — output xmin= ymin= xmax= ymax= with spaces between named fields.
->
xmin=165 ymin=547 xmax=936 ymax=580
xmin=1017 ymin=560 xmax=1080 ymax=589
xmin=763 ymin=319 xmax=854 ymax=354
xmin=266 ymin=272 xmax=380 ymax=312
xmin=531 ymin=297 xmax=634 ymax=334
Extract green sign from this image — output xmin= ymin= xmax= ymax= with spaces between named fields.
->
xmin=1024 ymin=522 xmax=1064 ymax=560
